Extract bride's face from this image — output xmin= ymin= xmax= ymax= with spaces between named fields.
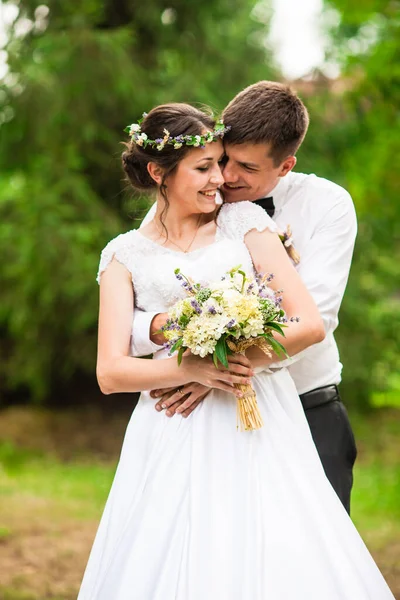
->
xmin=165 ymin=140 xmax=224 ymax=215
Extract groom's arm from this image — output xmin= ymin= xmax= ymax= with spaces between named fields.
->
xmin=271 ymin=187 xmax=357 ymax=370
xmin=295 ymin=190 xmax=357 ymax=339
xmin=272 ymin=188 xmax=357 ymax=367
xmin=130 ymin=311 xmax=167 ymax=356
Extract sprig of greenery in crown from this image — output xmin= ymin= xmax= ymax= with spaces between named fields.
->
xmin=124 ymin=113 xmax=230 ymax=151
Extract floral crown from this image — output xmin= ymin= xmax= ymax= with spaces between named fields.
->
xmin=124 ymin=113 xmax=230 ymax=151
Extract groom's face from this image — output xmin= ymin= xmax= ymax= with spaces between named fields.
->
xmin=221 ymin=143 xmax=294 ymax=203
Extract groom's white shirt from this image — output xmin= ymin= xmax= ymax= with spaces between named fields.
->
xmin=130 ymin=171 xmax=357 ymax=395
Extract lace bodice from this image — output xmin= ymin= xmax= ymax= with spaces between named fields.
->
xmin=97 ymin=201 xmax=277 ymax=312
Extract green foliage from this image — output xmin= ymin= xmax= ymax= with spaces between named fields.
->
xmin=0 ymin=0 xmax=276 ymax=401
xmin=0 ymin=440 xmax=115 ymax=517
xmin=299 ymin=0 xmax=400 ymax=408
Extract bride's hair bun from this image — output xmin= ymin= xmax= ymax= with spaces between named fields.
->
xmin=122 ymin=103 xmax=216 ymax=193
xmin=121 ymin=149 xmax=156 ymax=191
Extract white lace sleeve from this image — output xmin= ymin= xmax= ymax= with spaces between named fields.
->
xmin=218 ymin=201 xmax=278 ymax=240
xmin=96 ymin=231 xmax=136 ymax=284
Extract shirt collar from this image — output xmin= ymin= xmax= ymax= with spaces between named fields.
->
xmin=268 ymin=172 xmax=293 ymax=212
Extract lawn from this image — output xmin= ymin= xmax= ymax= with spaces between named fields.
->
xmin=0 ymin=406 xmax=399 ymax=599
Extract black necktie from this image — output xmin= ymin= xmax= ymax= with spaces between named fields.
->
xmin=254 ymin=196 xmax=275 ymax=217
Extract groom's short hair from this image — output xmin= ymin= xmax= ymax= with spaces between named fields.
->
xmin=222 ymin=81 xmax=309 ymax=166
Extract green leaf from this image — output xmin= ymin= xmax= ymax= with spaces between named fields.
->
xmin=264 ymin=334 xmax=289 ymax=358
xmin=215 ymin=336 xmax=229 ymax=368
xmin=177 ymin=346 xmax=185 ymax=366
xmin=213 ymin=351 xmax=219 ymax=368
xmin=178 ymin=314 xmax=190 ymax=327
xmin=266 ymin=322 xmax=287 ymax=337
xmin=226 ymin=343 xmax=234 ymax=356
xmin=170 ymin=337 xmax=183 ymax=354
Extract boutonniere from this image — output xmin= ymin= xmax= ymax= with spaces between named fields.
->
xmin=279 ymin=225 xmax=300 ymax=265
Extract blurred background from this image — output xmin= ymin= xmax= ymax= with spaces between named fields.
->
xmin=0 ymin=0 xmax=399 ymax=598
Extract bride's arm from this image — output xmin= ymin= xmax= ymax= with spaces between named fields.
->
xmin=245 ymin=228 xmax=325 ymax=367
xmin=96 ymin=259 xmax=252 ymax=395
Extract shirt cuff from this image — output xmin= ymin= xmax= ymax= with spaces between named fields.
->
xmin=130 ymin=310 xmax=164 ymax=357
xmin=253 ymin=351 xmax=301 ymax=375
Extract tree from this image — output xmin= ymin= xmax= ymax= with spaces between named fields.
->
xmin=0 ymin=0 xmax=276 ymax=401
xmin=299 ymin=0 xmax=400 ymax=407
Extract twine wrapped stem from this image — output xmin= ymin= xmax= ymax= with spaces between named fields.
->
xmin=226 ymin=337 xmax=273 ymax=431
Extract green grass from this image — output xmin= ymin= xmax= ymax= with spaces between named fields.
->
xmin=349 ymin=410 xmax=400 ymax=553
xmin=0 ymin=442 xmax=115 ymax=521
xmin=352 ymin=462 xmax=400 ymax=545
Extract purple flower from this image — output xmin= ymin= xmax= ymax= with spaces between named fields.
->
xmin=190 ymin=299 xmax=202 ymax=314
xmin=155 ymin=138 xmax=163 ymax=144
xmin=208 ymin=306 xmax=217 ymax=314
xmin=226 ymin=319 xmax=236 ymax=328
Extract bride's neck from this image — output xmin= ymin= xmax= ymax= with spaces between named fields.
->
xmin=153 ymin=201 xmax=213 ymax=239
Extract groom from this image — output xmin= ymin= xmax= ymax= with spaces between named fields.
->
xmin=130 ymin=81 xmax=358 ymax=514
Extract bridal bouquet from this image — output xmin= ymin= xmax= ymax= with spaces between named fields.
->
xmin=162 ymin=266 xmax=296 ymax=431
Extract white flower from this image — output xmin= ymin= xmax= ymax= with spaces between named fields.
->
xmin=170 ymin=298 xmax=195 ymax=321
xmin=174 ymin=142 xmax=183 ymax=149
xmin=203 ymin=297 xmax=222 ymax=314
xmin=182 ymin=313 xmax=227 ymax=356
xmin=129 ymin=123 xmax=141 ymax=135
xmin=242 ymin=316 xmax=265 ymax=338
xmin=136 ymin=132 xmax=148 ymax=146
xmin=193 ymin=135 xmax=202 ymax=147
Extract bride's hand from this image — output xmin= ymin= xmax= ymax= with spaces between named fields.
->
xmin=181 ymin=353 xmax=254 ymax=396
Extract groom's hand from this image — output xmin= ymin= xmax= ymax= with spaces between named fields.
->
xmin=151 ymin=383 xmax=210 ymax=418
xmin=150 ymin=312 xmax=169 ymax=345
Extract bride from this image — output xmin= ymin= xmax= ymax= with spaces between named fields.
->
xmin=78 ymin=103 xmax=394 ymax=599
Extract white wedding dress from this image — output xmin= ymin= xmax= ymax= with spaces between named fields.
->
xmin=78 ymin=202 xmax=394 ymax=600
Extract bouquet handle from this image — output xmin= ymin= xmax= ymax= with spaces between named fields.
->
xmin=227 ymin=338 xmax=272 ymax=431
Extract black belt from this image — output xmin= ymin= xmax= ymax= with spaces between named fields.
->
xmin=299 ymin=384 xmax=340 ymax=411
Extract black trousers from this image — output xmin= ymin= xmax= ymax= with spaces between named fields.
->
xmin=300 ymin=385 xmax=357 ymax=514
